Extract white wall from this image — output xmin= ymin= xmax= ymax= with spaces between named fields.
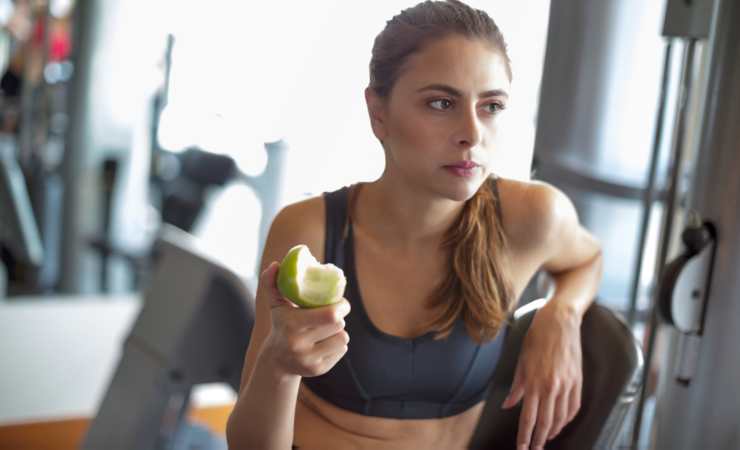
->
xmin=0 ymin=295 xmax=236 ymax=424
xmin=0 ymin=296 xmax=140 ymax=423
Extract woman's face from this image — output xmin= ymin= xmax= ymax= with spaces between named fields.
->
xmin=367 ymin=34 xmax=511 ymax=201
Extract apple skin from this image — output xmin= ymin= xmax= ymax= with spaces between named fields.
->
xmin=277 ymin=244 xmax=346 ymax=308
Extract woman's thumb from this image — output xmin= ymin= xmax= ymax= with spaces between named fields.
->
xmin=260 ymin=261 xmax=295 ymax=309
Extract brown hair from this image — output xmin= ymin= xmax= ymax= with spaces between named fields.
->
xmin=368 ymin=0 xmax=515 ymax=343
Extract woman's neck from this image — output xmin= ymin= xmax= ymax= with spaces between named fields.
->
xmin=351 ymin=176 xmax=465 ymax=252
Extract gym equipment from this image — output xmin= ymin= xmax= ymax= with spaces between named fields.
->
xmin=155 ymin=140 xmax=288 ymax=267
xmin=649 ymin=0 xmax=740 ymax=447
xmin=81 ymin=225 xmax=253 ymax=450
xmin=469 ymin=298 xmax=644 ymax=449
xmin=93 ymin=139 xmax=289 ymax=292
xmin=0 ymin=143 xmax=43 ymax=298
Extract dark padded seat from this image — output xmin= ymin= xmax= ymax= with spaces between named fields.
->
xmin=469 ymin=298 xmax=644 ymax=449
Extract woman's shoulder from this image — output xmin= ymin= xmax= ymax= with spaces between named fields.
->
xmin=268 ymin=182 xmax=355 ymax=263
xmin=279 ymin=194 xmax=325 ymax=219
xmin=274 ymin=183 xmax=354 ymax=230
xmin=266 ymin=193 xmax=326 ymax=264
xmin=495 ymin=176 xmax=565 ymax=253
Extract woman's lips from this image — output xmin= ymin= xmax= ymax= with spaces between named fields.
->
xmin=444 ymin=161 xmax=479 ymax=170
xmin=443 ymin=165 xmax=477 ymax=178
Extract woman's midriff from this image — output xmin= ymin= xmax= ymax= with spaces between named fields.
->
xmin=292 ymin=383 xmax=486 ymax=450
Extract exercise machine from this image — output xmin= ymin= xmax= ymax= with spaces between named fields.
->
xmin=0 ymin=142 xmax=43 ymax=298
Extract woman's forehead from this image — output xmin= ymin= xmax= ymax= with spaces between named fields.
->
xmin=397 ymin=35 xmax=510 ymax=97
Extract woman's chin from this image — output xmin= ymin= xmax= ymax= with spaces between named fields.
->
xmin=438 ymin=167 xmax=487 ymax=195
xmin=438 ymin=179 xmax=482 ymax=202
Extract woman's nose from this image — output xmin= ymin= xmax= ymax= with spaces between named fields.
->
xmin=454 ymin=106 xmax=483 ymax=148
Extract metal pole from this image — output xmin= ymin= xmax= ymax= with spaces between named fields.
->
xmin=630 ymin=37 xmax=698 ymax=449
xmin=626 ymin=40 xmax=674 ymax=326
xmin=59 ymin=0 xmax=100 ymax=292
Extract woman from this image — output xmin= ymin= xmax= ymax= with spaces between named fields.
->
xmin=227 ymin=1 xmax=603 ymax=449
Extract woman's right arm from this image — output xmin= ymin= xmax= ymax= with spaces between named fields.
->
xmin=226 ymin=200 xmax=350 ymax=450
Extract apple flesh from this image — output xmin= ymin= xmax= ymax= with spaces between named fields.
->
xmin=277 ymin=244 xmax=346 ymax=308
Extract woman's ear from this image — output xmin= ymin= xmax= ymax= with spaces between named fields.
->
xmin=365 ymin=87 xmax=388 ymax=142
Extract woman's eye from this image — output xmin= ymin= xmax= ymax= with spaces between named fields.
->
xmin=429 ymin=99 xmax=453 ymax=110
xmin=428 ymin=99 xmax=506 ymax=114
xmin=486 ymin=102 xmax=506 ymax=114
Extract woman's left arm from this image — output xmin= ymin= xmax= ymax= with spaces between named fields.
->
xmin=501 ymin=182 xmax=604 ymax=450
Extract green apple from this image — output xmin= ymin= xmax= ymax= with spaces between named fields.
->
xmin=277 ymin=244 xmax=347 ymax=308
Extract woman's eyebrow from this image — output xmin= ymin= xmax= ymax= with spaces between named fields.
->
xmin=416 ymin=83 xmax=509 ymax=99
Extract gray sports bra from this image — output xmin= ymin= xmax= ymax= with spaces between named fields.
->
xmin=301 ymin=177 xmax=508 ymax=419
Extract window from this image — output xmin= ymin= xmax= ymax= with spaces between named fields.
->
xmin=158 ymin=1 xmax=551 ymax=276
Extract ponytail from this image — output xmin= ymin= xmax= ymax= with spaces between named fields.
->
xmin=426 ymin=176 xmax=515 ymax=343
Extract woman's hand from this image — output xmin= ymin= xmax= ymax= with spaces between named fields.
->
xmin=258 ymin=261 xmax=351 ymax=379
xmin=501 ymin=303 xmax=583 ymax=450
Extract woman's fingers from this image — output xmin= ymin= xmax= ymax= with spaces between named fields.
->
xmin=531 ymin=387 xmax=556 ymax=449
xmin=502 ymin=360 xmax=583 ymax=446
xmin=502 ymin=363 xmax=526 ymax=409
xmin=303 ymin=318 xmax=347 ymax=343
xmin=516 ymin=382 xmax=580 ymax=447
xmin=287 ymin=331 xmax=349 ymax=378
xmin=319 ymin=332 xmax=351 ymax=362
xmin=289 ymin=299 xmax=350 ymax=331
xmin=259 ymin=261 xmax=298 ymax=309
xmin=313 ymin=330 xmax=350 ymax=356
xmin=299 ymin=331 xmax=349 ymax=376
xmin=259 ymin=262 xmax=282 ymax=305
xmin=516 ymin=393 xmax=539 ymax=450
xmin=548 ymin=387 xmax=570 ymax=440
xmin=319 ymin=345 xmax=348 ymax=369
xmin=274 ymin=298 xmax=351 ymax=335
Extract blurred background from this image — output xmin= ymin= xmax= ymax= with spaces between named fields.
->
xmin=1 ymin=0 xmax=738 ymax=449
